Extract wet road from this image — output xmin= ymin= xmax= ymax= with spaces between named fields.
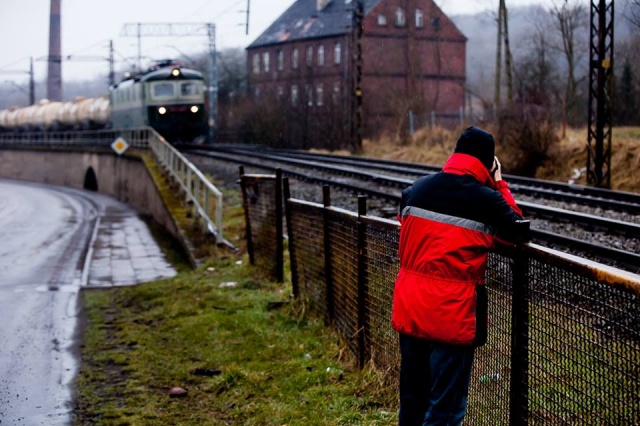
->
xmin=0 ymin=179 xmax=176 ymax=425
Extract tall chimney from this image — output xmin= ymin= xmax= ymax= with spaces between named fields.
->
xmin=47 ymin=0 xmax=62 ymax=101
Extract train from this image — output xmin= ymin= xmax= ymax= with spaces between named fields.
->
xmin=0 ymin=62 xmax=208 ymax=144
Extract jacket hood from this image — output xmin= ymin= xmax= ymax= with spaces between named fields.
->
xmin=442 ymin=153 xmax=495 ymax=188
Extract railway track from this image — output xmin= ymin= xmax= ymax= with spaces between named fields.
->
xmin=182 ymin=145 xmax=640 ymax=273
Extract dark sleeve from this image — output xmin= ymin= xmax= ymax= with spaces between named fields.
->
xmin=485 ymin=189 xmax=530 ymax=244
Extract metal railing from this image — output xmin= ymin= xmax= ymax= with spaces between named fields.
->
xmin=146 ymin=130 xmax=226 ymax=245
xmin=0 ymin=128 xmax=151 ymax=148
xmin=0 ymin=127 xmax=227 ymax=245
xmin=243 ymin=174 xmax=640 ymax=426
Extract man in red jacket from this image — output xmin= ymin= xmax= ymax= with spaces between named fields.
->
xmin=391 ymin=127 xmax=527 ymax=425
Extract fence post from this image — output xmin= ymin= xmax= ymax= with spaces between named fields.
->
xmin=283 ymin=177 xmax=299 ymax=298
xmin=323 ymin=185 xmax=335 ymax=323
xmin=357 ymin=195 xmax=368 ymax=369
xmin=239 ymin=166 xmax=255 ymax=266
xmin=510 ymin=245 xmax=530 ymax=426
xmin=275 ymin=169 xmax=284 ymax=283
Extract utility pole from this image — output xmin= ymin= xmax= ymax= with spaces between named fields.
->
xmin=352 ymin=0 xmax=364 ymax=152
xmin=245 ymin=0 xmax=251 ymax=35
xmin=502 ymin=2 xmax=514 ymax=108
xmin=494 ymin=0 xmax=514 ymax=114
xmin=494 ymin=2 xmax=503 ymax=112
xmin=121 ymin=23 xmax=218 ymax=142
xmin=109 ymin=40 xmax=115 ymax=86
xmin=29 ymin=57 xmax=35 ymax=105
xmin=587 ymin=0 xmax=614 ymax=188
xmin=0 ymin=59 xmax=36 ymax=105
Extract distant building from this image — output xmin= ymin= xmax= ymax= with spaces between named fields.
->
xmin=246 ymin=0 xmax=466 ymax=149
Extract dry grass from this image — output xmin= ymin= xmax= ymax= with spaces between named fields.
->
xmin=357 ymin=126 xmax=640 ymax=194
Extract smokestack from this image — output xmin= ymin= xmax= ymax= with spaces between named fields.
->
xmin=47 ymin=0 xmax=62 ymax=101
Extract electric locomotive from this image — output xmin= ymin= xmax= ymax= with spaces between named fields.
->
xmin=109 ymin=62 xmax=208 ymax=143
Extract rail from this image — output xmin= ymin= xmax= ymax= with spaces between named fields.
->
xmin=0 ymin=127 xmax=227 ymax=245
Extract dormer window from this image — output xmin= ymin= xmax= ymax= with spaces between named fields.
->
xmin=396 ymin=7 xmax=406 ymax=27
xmin=416 ymin=9 xmax=424 ymax=28
xmin=378 ymin=14 xmax=387 ymax=26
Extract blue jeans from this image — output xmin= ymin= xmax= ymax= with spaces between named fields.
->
xmin=399 ymin=334 xmax=475 ymax=426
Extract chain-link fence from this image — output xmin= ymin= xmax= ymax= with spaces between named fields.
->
xmin=243 ymin=178 xmax=640 ymax=425
xmin=239 ymin=169 xmax=283 ymax=283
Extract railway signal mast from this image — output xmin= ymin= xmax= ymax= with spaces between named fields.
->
xmin=587 ymin=0 xmax=614 ymax=188
xmin=121 ymin=23 xmax=218 ymax=142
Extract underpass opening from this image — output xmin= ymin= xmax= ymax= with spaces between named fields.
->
xmin=83 ymin=167 xmax=98 ymax=191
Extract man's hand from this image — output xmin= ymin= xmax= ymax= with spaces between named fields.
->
xmin=491 ymin=156 xmax=502 ymax=182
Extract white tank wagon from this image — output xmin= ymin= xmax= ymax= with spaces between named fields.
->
xmin=0 ymin=96 xmax=111 ymax=132
xmin=30 ymin=100 xmax=64 ymax=131
xmin=13 ymin=103 xmax=40 ymax=131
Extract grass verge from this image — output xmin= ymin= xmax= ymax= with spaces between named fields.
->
xmin=72 ymin=181 xmax=397 ymax=425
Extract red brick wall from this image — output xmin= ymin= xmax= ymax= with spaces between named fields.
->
xmin=244 ymin=0 xmax=466 ymax=142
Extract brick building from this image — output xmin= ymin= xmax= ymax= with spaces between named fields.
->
xmin=246 ymin=0 xmax=466 ymax=149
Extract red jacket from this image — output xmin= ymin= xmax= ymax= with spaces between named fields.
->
xmin=391 ymin=153 xmax=523 ymax=346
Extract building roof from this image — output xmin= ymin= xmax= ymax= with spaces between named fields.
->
xmin=248 ymin=0 xmax=382 ymax=49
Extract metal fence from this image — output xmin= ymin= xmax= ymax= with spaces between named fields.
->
xmin=244 ymin=175 xmax=640 ymax=426
xmin=239 ymin=169 xmax=284 ymax=282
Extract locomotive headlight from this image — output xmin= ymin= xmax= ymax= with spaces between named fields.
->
xmin=171 ymin=68 xmax=181 ymax=77
xmin=158 ymin=107 xmax=167 ymax=115
xmin=190 ymin=105 xmax=199 ymax=113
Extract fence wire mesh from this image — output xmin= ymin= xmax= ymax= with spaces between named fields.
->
xmin=240 ymin=174 xmax=282 ymax=282
xmin=326 ymin=208 xmax=360 ymax=356
xmin=525 ymin=254 xmax=640 ymax=425
xmin=287 ymin=200 xmax=327 ymax=319
xmin=247 ymin=185 xmax=640 ymax=425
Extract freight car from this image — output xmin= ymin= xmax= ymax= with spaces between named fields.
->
xmin=0 ymin=63 xmax=208 ymax=144
xmin=0 ymin=97 xmax=109 ymax=132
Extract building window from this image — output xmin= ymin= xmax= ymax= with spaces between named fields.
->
xmin=306 ymin=46 xmax=313 ymax=66
xmin=334 ymin=42 xmax=341 ymax=65
xmin=316 ymin=84 xmax=324 ymax=106
xmin=263 ymin=52 xmax=270 ymax=72
xmin=306 ymin=84 xmax=313 ymax=107
xmin=292 ymin=48 xmax=299 ymax=69
xmin=416 ymin=9 xmax=424 ymax=28
xmin=377 ymin=14 xmax=387 ymax=26
xmin=254 ymin=87 xmax=261 ymax=98
xmin=396 ymin=7 xmax=406 ymax=26
xmin=252 ymin=53 xmax=260 ymax=74
xmin=277 ymin=50 xmax=284 ymax=71
xmin=332 ymin=82 xmax=341 ymax=104
xmin=317 ymin=45 xmax=325 ymax=66
xmin=277 ymin=86 xmax=284 ymax=100
xmin=291 ymin=85 xmax=299 ymax=105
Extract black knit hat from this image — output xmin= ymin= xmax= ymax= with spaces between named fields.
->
xmin=453 ymin=126 xmax=495 ymax=170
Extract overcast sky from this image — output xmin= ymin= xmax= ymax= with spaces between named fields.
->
xmin=0 ymin=0 xmax=548 ymax=85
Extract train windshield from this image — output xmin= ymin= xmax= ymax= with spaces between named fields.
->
xmin=152 ymin=83 xmax=175 ymax=98
xmin=180 ymin=82 xmax=202 ymax=98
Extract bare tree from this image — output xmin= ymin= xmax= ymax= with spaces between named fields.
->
xmin=630 ymin=0 xmax=640 ymax=28
xmin=548 ymin=0 xmax=589 ymax=126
